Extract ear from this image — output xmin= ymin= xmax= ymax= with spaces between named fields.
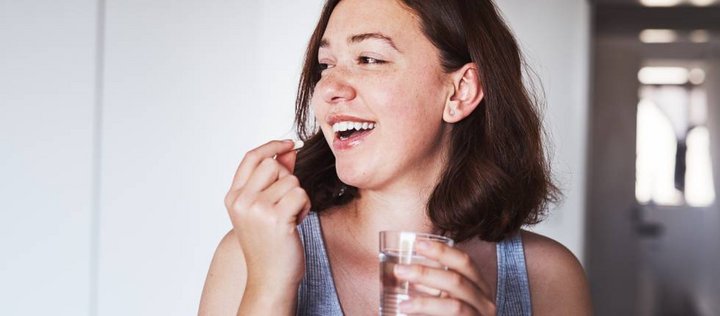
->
xmin=443 ymin=63 xmax=484 ymax=123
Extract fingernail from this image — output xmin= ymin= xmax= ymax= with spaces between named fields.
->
xmin=399 ymin=300 xmax=414 ymax=312
xmin=395 ymin=265 xmax=410 ymax=276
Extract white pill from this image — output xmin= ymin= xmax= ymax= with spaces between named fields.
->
xmin=293 ymin=140 xmax=305 ymax=150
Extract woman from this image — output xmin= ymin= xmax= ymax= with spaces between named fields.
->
xmin=200 ymin=0 xmax=592 ymax=315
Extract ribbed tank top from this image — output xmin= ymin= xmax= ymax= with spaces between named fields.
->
xmin=296 ymin=212 xmax=532 ymax=315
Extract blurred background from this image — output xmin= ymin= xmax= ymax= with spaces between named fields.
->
xmin=0 ymin=0 xmax=717 ymax=315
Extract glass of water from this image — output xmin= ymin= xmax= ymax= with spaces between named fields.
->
xmin=378 ymin=231 xmax=454 ymax=315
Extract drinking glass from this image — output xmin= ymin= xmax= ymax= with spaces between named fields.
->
xmin=378 ymin=231 xmax=454 ymax=315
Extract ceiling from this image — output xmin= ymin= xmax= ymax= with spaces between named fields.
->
xmin=592 ymin=0 xmax=720 ymax=6
xmin=592 ymin=0 xmax=720 ymax=35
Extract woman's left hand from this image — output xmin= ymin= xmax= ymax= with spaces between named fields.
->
xmin=393 ymin=241 xmax=496 ymax=316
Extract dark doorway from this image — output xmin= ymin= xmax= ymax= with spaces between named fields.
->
xmin=587 ymin=2 xmax=720 ymax=315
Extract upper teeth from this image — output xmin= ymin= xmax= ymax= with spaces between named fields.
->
xmin=332 ymin=121 xmax=375 ymax=132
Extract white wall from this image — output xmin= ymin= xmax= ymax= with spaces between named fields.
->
xmin=496 ymin=0 xmax=590 ymax=262
xmin=96 ymin=0 xmax=323 ymax=314
xmin=0 ymin=0 xmax=98 ymax=315
xmin=0 ymin=0 xmax=589 ymax=315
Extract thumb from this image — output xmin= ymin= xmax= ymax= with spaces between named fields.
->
xmin=276 ymin=149 xmax=297 ymax=173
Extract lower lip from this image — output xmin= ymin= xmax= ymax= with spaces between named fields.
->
xmin=333 ymin=129 xmax=374 ymax=151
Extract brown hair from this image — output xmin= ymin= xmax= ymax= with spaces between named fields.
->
xmin=293 ymin=0 xmax=559 ymax=242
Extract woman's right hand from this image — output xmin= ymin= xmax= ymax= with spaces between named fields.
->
xmin=224 ymin=140 xmax=311 ymax=310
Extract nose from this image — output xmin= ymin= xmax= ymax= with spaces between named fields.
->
xmin=317 ymin=70 xmax=357 ymax=104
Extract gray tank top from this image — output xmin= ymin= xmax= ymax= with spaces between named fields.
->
xmin=296 ymin=212 xmax=532 ymax=315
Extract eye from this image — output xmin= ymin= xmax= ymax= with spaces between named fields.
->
xmin=358 ymin=56 xmax=386 ymax=65
xmin=317 ymin=62 xmax=334 ymax=73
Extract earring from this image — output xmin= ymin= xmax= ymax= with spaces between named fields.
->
xmin=337 ymin=185 xmax=347 ymax=197
xmin=449 ymin=108 xmax=457 ymax=116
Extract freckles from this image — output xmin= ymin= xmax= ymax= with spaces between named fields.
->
xmin=309 ymin=95 xmax=324 ymax=115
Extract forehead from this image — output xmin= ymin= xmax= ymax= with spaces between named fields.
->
xmin=322 ymin=0 xmax=423 ymax=46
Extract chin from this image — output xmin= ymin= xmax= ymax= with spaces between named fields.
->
xmin=335 ymin=163 xmax=373 ymax=189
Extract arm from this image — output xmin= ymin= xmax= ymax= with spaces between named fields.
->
xmin=198 ymin=230 xmax=246 ymax=315
xmin=391 ymin=231 xmax=592 ymax=316
xmin=198 ymin=230 xmax=299 ymax=316
xmin=522 ymin=230 xmax=593 ymax=316
xmin=199 ymin=140 xmax=310 ymax=316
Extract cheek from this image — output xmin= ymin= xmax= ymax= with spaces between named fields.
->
xmin=378 ymin=93 xmax=444 ymax=149
xmin=308 ymin=95 xmax=334 ymax=139
xmin=385 ymin=74 xmax=446 ymax=120
xmin=309 ymin=98 xmax=320 ymax=117
xmin=309 ymin=85 xmax=322 ymax=112
xmin=388 ymin=75 xmax=447 ymax=142
xmin=309 ymin=91 xmax=327 ymax=123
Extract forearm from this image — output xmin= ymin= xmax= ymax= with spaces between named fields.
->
xmin=238 ymin=283 xmax=298 ymax=316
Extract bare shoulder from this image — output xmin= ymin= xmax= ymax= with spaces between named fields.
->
xmin=198 ymin=229 xmax=247 ymax=316
xmin=520 ymin=230 xmax=592 ymax=316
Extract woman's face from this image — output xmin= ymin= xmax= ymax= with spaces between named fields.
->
xmin=311 ymin=0 xmax=454 ymax=191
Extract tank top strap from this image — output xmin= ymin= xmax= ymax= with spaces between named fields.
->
xmin=495 ymin=231 xmax=533 ymax=316
xmin=296 ymin=212 xmax=344 ymax=315
xmin=296 ymin=213 xmax=532 ymax=315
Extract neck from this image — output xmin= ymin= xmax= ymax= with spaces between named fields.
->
xmin=327 ymin=180 xmax=438 ymax=257
xmin=355 ymin=186 xmax=435 ymax=231
xmin=326 ymin=126 xmax=453 ymax=253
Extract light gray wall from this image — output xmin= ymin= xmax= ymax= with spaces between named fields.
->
xmin=0 ymin=1 xmax=589 ymax=314
xmin=586 ymin=37 xmax=643 ymax=315
xmin=497 ymin=0 xmax=590 ymax=262
xmin=0 ymin=0 xmax=98 ymax=314
xmin=693 ymin=58 xmax=720 ymax=316
xmin=96 ymin=1 xmax=321 ymax=314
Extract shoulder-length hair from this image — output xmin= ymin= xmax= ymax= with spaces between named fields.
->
xmin=293 ymin=0 xmax=559 ymax=243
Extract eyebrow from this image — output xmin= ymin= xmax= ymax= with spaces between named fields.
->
xmin=319 ymin=32 xmax=401 ymax=52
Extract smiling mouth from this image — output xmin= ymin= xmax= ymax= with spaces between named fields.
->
xmin=332 ymin=121 xmax=376 ymax=140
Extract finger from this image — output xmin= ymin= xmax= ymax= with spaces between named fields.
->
xmin=394 ymin=264 xmax=490 ymax=313
xmin=277 ymin=161 xmax=291 ymax=178
xmin=275 ymin=187 xmax=311 ymax=225
xmin=415 ymin=241 xmax=483 ymax=286
xmin=230 ymin=140 xmax=294 ymax=190
xmin=399 ymin=296 xmax=480 ymax=316
xmin=225 ymin=156 xmax=292 ymax=218
xmin=297 ymin=202 xmax=311 ymax=225
xmin=258 ymin=175 xmax=301 ymax=204
xmin=243 ymin=158 xmax=290 ymax=193
xmin=276 ymin=149 xmax=298 ymax=174
xmin=224 ymin=187 xmax=241 ymax=211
